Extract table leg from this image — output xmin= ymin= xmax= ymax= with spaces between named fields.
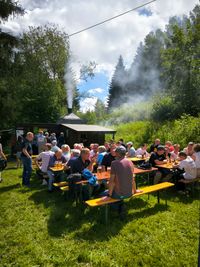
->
xmin=157 ymin=191 xmax=160 ymax=204
xmin=105 ymin=205 xmax=109 ymax=225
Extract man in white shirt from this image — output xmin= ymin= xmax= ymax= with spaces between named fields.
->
xmin=136 ymin=144 xmax=149 ymax=157
xmin=173 ymin=151 xmax=196 ymax=191
xmin=35 ymin=143 xmax=54 ymax=185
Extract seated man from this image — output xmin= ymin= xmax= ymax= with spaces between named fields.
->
xmin=106 ymin=146 xmax=141 ymax=218
xmin=101 ymin=144 xmax=116 ymax=171
xmin=136 ymin=143 xmax=149 ymax=157
xmin=149 ymin=145 xmax=172 ymax=184
xmin=47 ymin=148 xmax=67 ymax=192
xmin=173 ymin=151 xmax=197 ymax=191
xmin=35 ymin=143 xmax=54 ymax=185
xmin=149 ymin=138 xmax=160 ymax=153
xmin=69 ymin=148 xmax=95 ymax=174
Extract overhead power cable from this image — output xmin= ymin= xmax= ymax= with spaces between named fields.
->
xmin=68 ymin=0 xmax=156 ymax=37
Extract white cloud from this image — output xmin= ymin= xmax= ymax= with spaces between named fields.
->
xmin=88 ymin=88 xmax=105 ymax=94
xmin=2 ymin=0 xmax=199 ymax=78
xmin=80 ymin=97 xmax=98 ymax=112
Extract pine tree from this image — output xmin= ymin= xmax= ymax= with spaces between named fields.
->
xmin=107 ymin=55 xmax=126 ymax=110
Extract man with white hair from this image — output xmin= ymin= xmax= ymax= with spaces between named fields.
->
xmin=47 ymin=148 xmax=67 ymax=192
xmin=51 ymin=140 xmax=59 ymax=153
xmin=35 ymin=143 xmax=54 ymax=185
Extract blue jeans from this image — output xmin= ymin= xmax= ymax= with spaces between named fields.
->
xmin=47 ymin=170 xmax=63 ymax=191
xmin=21 ymin=157 xmax=32 ymax=186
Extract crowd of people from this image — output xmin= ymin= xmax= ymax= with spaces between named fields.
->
xmin=0 ymin=132 xmax=199 ymax=217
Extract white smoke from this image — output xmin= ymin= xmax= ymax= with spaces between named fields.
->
xmin=64 ymin=56 xmax=75 ymax=109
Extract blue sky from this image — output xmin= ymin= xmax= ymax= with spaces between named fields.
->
xmin=78 ymin=72 xmax=110 ymax=111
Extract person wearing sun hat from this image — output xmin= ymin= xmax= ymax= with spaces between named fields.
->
xmin=126 ymin=141 xmax=136 ymax=157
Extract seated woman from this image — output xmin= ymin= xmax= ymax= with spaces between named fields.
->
xmin=170 ymin=144 xmax=180 ymax=161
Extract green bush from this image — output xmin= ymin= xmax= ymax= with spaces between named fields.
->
xmin=107 ymin=114 xmax=200 ymax=149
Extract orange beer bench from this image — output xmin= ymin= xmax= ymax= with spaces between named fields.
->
xmin=85 ymin=182 xmax=174 ymax=224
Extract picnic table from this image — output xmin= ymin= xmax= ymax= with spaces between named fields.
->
xmin=95 ymin=167 xmax=158 ymax=185
xmin=156 ymin=163 xmax=174 ymax=169
xmin=49 ymin=166 xmax=65 ymax=172
xmin=127 ymin=157 xmax=147 ymax=163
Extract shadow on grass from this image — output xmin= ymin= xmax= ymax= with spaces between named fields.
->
xmin=0 ymin=183 xmax=21 ymax=193
xmin=159 ymin=187 xmax=200 ymax=204
xmin=29 ymin=188 xmax=169 ymax=241
xmin=28 ymin=178 xmax=199 ymax=240
xmin=29 ymin=189 xmax=89 ymax=237
xmin=74 ymin=203 xmax=168 ymax=241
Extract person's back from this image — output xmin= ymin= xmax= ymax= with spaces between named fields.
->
xmin=38 ymin=150 xmax=54 ymax=173
xmin=111 ymin=157 xmax=133 ymax=197
xmin=179 ymin=156 xmax=196 ymax=179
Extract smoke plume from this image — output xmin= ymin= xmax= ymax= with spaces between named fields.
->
xmin=64 ymin=56 xmax=74 ymax=109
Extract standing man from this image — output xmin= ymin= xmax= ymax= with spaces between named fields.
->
xmin=21 ymin=132 xmax=34 ymax=187
xmin=36 ymin=130 xmax=46 ymax=154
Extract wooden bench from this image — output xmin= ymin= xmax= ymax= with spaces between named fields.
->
xmin=53 ymin=181 xmax=68 ymax=187
xmin=85 ymin=182 xmax=174 ymax=224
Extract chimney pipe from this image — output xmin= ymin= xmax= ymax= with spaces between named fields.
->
xmin=68 ymin=108 xmax=72 ymax=114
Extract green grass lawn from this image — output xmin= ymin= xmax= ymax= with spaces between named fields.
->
xmin=0 ymin=162 xmax=199 ymax=267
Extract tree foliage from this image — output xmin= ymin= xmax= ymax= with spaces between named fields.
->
xmin=0 ymin=23 xmax=75 ymax=128
xmin=107 ymin=55 xmax=126 ymax=110
xmin=107 ymin=5 xmax=200 ymax=122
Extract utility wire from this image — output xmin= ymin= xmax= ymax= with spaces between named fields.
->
xmin=68 ymin=0 xmax=156 ymax=37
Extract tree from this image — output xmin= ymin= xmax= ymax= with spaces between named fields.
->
xmin=161 ymin=6 xmax=200 ymax=117
xmin=0 ymin=0 xmax=24 ymax=20
xmin=107 ymin=55 xmax=126 ymax=110
xmin=127 ymin=29 xmax=166 ymax=100
xmin=15 ymin=25 xmax=71 ymax=123
xmin=0 ymin=0 xmax=24 ymax=129
xmin=94 ymin=99 xmax=107 ymax=122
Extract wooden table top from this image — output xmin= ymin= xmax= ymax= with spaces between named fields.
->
xmin=49 ymin=166 xmax=64 ymax=172
xmin=95 ymin=167 xmax=157 ymax=180
xmin=156 ymin=163 xmax=174 ymax=169
xmin=127 ymin=157 xmax=147 ymax=162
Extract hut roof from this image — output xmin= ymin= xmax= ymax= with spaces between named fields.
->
xmin=57 ymin=113 xmax=84 ymax=124
xmin=61 ymin=124 xmax=116 ymax=133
